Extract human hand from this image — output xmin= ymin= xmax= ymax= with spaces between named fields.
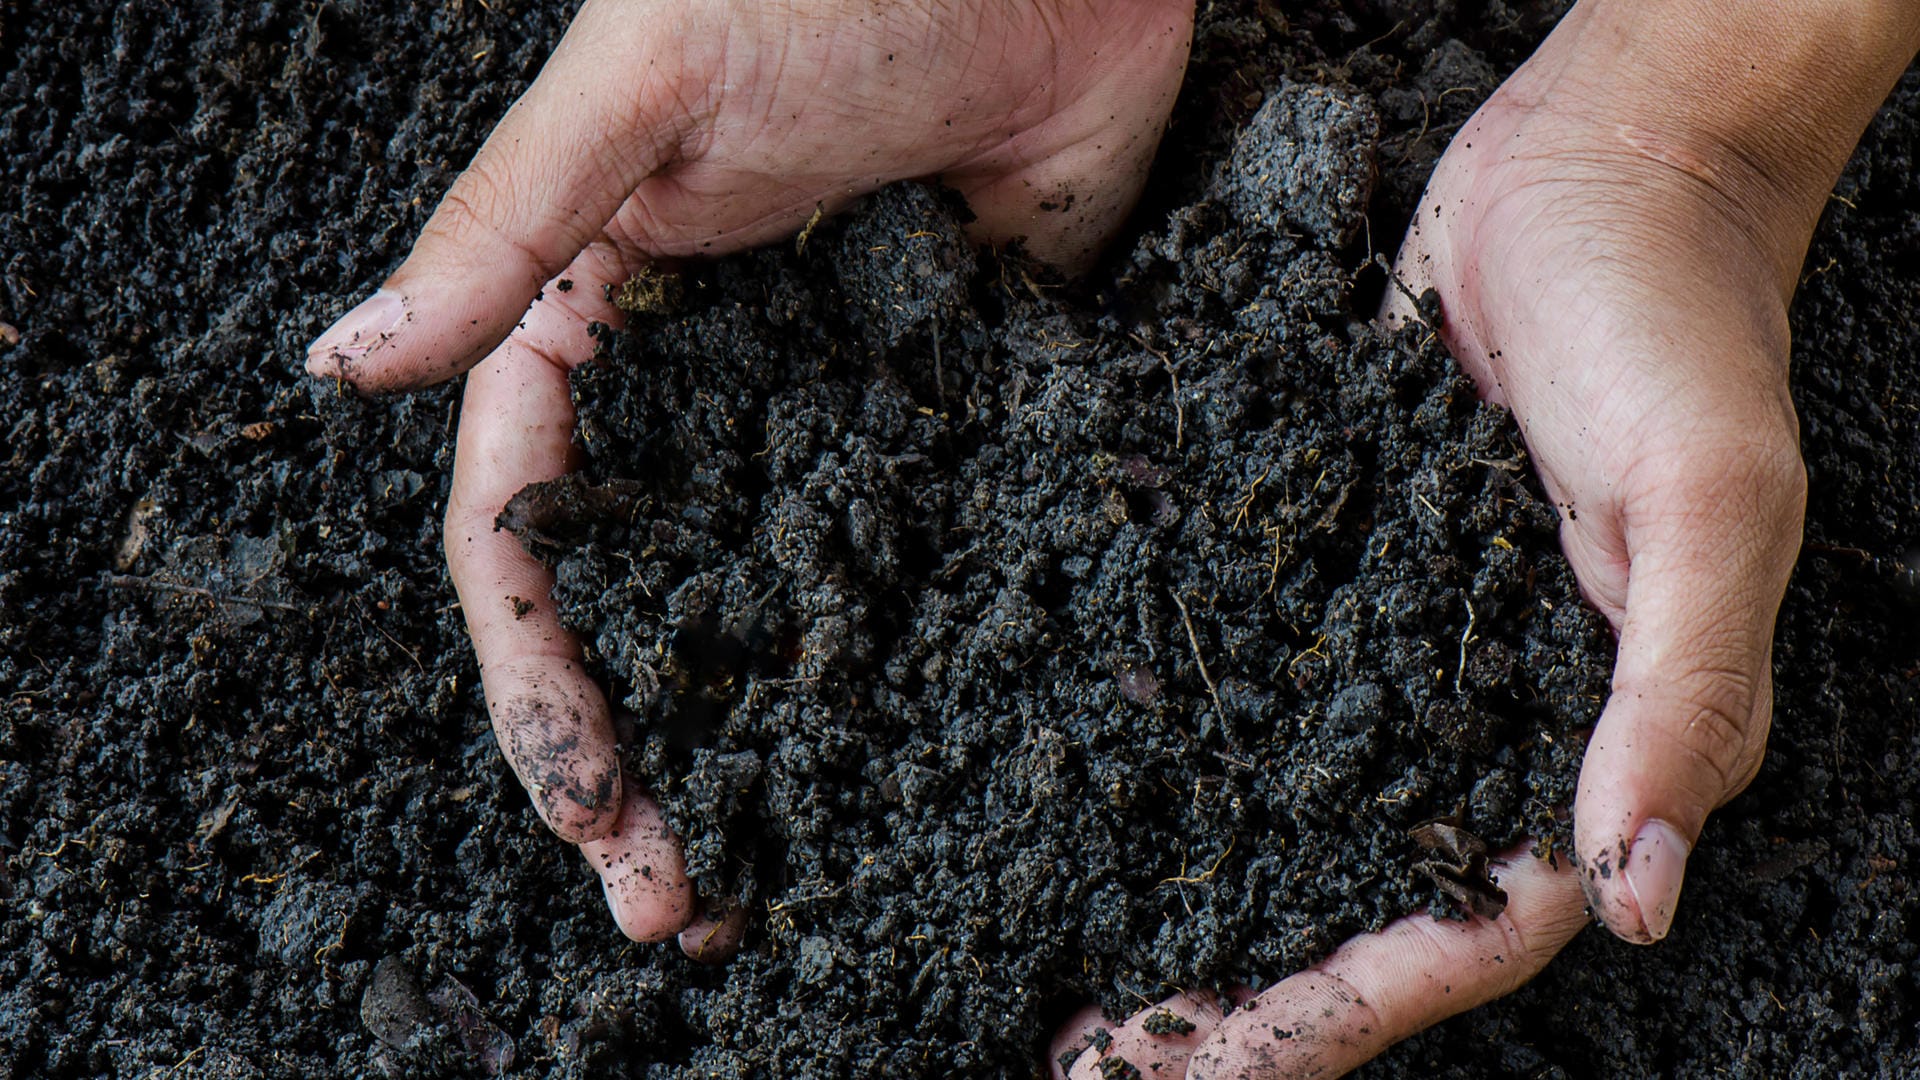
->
xmin=1051 ymin=845 xmax=1589 ymax=1080
xmin=1060 ymin=1 xmax=1919 ymax=1075
xmin=304 ymin=0 xmax=1193 ymax=946
xmin=1385 ymin=0 xmax=1919 ymax=948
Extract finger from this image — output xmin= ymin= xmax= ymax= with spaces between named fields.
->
xmin=1188 ymin=848 xmax=1588 ymax=1080
xmin=447 ymin=248 xmax=698 ymax=943
xmin=943 ymin=4 xmax=1192 ymax=272
xmin=678 ymin=897 xmax=749 ymax=964
xmin=1062 ymin=989 xmax=1245 ymax=1080
xmin=1574 ymin=447 xmax=1806 ymax=943
xmin=444 ymin=249 xmax=635 ymax=843
xmin=305 ymin=0 xmax=696 ymax=390
xmin=580 ymin=779 xmax=697 ymax=943
xmin=1048 ymin=1004 xmax=1111 ymax=1080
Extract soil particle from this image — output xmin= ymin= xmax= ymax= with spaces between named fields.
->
xmin=1144 ymin=1008 xmax=1200 ymax=1037
xmin=361 ymin=955 xmax=515 ymax=1077
xmin=607 ymin=269 xmax=685 ymax=317
xmin=1409 ymin=820 xmax=1507 ymax=920
xmin=258 ymin=876 xmax=364 ymax=968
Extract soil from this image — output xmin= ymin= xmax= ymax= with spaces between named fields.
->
xmin=2 ymin=3 xmax=1916 ymax=1079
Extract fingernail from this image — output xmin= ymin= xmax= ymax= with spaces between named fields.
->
xmin=305 ymin=289 xmax=405 ymax=376
xmin=1622 ymin=818 xmax=1690 ymax=942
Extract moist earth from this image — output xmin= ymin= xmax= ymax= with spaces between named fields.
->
xmin=1 ymin=2 xmax=1917 ymax=1079
xmin=525 ymin=163 xmax=1611 ymax=1071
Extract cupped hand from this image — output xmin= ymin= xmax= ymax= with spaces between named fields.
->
xmin=1385 ymin=0 xmax=1903 ymax=948
xmin=305 ymin=0 xmax=1193 ymax=947
xmin=1064 ymin=1 xmax=1918 ymax=1075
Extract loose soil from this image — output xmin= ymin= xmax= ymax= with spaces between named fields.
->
xmin=2 ymin=3 xmax=1916 ymax=1079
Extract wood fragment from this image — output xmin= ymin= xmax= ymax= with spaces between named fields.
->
xmin=794 ymin=203 xmax=826 ymax=254
xmin=1159 ymin=834 xmax=1236 ymax=886
xmin=1454 ymin=599 xmax=1476 ymax=694
xmin=1170 ymin=590 xmax=1227 ymax=726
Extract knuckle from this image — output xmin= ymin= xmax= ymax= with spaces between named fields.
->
xmin=440 ymin=499 xmax=474 ymax=544
xmin=1660 ymin=672 xmax=1764 ymax=801
xmin=426 ymin=160 xmax=549 ymax=270
xmin=502 ymin=332 xmax=575 ymax=378
xmin=1756 ymin=441 xmax=1808 ymax=518
xmin=1487 ymin=913 xmax=1554 ymax=995
xmin=604 ymin=200 xmax=661 ymax=253
xmin=1696 ymin=426 xmax=1806 ymax=516
xmin=432 ymin=163 xmax=515 ymax=245
xmin=1630 ymin=432 xmax=1806 ymax=585
xmin=440 ymin=499 xmax=497 ymax=575
xmin=1684 ymin=438 xmax=1805 ymax=521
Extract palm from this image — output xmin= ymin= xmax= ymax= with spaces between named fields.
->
xmin=1386 ymin=44 xmax=1808 ymax=943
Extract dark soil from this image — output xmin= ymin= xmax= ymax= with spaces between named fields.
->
xmin=2 ymin=3 xmax=1916 ymax=1079
xmin=527 ymin=161 xmax=1613 ymax=1071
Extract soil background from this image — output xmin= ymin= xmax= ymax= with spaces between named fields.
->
xmin=2 ymin=2 xmax=1917 ymax=1078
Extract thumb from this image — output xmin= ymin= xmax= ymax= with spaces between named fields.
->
xmin=1573 ymin=444 xmax=1807 ymax=944
xmin=304 ymin=2 xmax=694 ymax=392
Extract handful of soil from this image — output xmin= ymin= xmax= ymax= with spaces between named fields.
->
xmin=7 ymin=3 xmax=1918 ymax=1077
xmin=509 ymin=88 xmax=1611 ymax=1078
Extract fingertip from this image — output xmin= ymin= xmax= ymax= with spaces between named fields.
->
xmin=479 ymin=654 xmax=624 ymax=844
xmin=1486 ymin=842 xmax=1589 ymax=922
xmin=604 ymin=877 xmax=694 ymax=943
xmin=493 ymin=687 xmax=623 ymax=844
xmin=580 ymin=785 xmax=694 ymax=943
xmin=537 ymin=756 xmax=623 ymax=845
xmin=678 ymin=899 xmax=748 ymax=964
xmin=304 ymin=279 xmax=510 ymax=393
xmin=1580 ymin=817 xmax=1689 ymax=944
xmin=306 ymin=289 xmax=407 ymax=384
xmin=1573 ymin=731 xmax=1702 ymax=945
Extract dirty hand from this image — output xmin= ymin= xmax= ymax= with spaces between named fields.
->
xmin=303 ymin=0 xmax=1192 ymax=947
xmin=1388 ymin=0 xmax=1920 ymax=947
xmin=1058 ymin=2 xmax=1920 ymax=1077
xmin=1051 ymin=846 xmax=1589 ymax=1079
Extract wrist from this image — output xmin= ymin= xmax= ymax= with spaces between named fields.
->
xmin=1525 ymin=0 xmax=1920 ymax=282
